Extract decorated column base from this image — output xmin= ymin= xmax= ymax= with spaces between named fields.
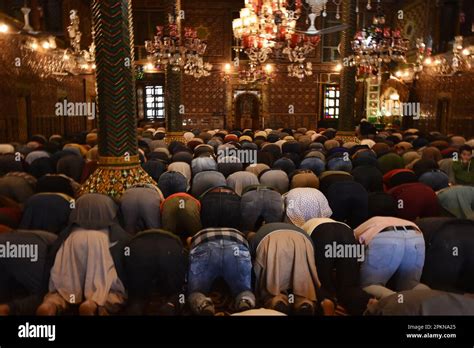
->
xmin=78 ymin=155 xmax=155 ymax=200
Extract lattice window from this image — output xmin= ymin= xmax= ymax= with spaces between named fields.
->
xmin=323 ymin=85 xmax=340 ymax=119
xmin=145 ymin=85 xmax=165 ymax=120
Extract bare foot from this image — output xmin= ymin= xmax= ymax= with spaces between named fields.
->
xmin=364 ymin=298 xmax=379 ymax=315
xmin=321 ymin=299 xmax=336 ymax=316
xmin=79 ymin=300 xmax=98 ymax=316
xmin=36 ymin=303 xmax=57 ymax=316
xmin=368 ymin=298 xmax=379 ymax=306
xmin=0 ymin=304 xmax=10 ymax=316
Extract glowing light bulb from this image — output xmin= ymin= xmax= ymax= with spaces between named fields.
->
xmin=390 ymin=92 xmax=400 ymax=101
xmin=144 ymin=63 xmax=154 ymax=71
xmin=0 ymin=23 xmax=9 ymax=33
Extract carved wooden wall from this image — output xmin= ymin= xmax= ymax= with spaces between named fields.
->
xmin=400 ymin=0 xmax=474 ymax=137
xmin=3 ymin=0 xmax=472 ymax=140
xmin=0 ymin=35 xmax=95 ymax=143
xmin=176 ymin=0 xmax=341 ymax=131
xmin=413 ymin=72 xmax=474 ymax=137
xmin=267 ymin=68 xmax=320 ymax=129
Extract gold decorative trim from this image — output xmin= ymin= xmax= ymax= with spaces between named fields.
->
xmin=165 ymin=132 xmax=185 ymax=144
xmin=78 ymin=165 xmax=156 ymax=200
xmin=98 ymin=155 xmax=140 ymax=167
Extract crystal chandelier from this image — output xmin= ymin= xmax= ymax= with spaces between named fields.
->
xmin=419 ymin=36 xmax=473 ymax=76
xmin=239 ymin=62 xmax=274 ymax=84
xmin=63 ymin=10 xmax=96 ymax=75
xmin=346 ymin=2 xmax=409 ymax=77
xmin=222 ymin=62 xmax=274 ymax=85
xmin=232 ymin=0 xmax=303 ymax=65
xmin=144 ymin=16 xmax=211 ymax=78
xmin=20 ymin=39 xmax=70 ymax=80
xmin=231 ymin=0 xmax=346 ymax=81
xmin=0 ymin=8 xmax=94 ymax=79
xmin=184 ymin=54 xmax=212 ymax=79
xmin=306 ymin=0 xmax=328 ymax=18
xmin=283 ymin=34 xmax=320 ymax=80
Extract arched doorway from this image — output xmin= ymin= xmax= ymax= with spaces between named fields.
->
xmin=235 ymin=92 xmax=260 ymax=130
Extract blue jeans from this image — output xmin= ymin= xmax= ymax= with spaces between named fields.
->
xmin=188 ymin=240 xmax=255 ymax=311
xmin=360 ymin=229 xmax=429 ymax=299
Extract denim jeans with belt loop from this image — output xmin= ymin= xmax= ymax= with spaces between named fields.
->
xmin=188 ymin=239 xmax=255 ymax=311
xmin=360 ymin=226 xmax=430 ymax=299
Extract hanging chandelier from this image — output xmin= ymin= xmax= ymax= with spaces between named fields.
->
xmin=63 ymin=10 xmax=96 ymax=75
xmin=283 ymin=33 xmax=320 ymax=80
xmin=184 ymin=54 xmax=212 ymax=79
xmin=346 ymin=1 xmax=409 ymax=77
xmin=239 ymin=62 xmax=275 ymax=84
xmin=306 ymin=0 xmax=329 ymax=18
xmin=418 ymin=36 xmax=473 ymax=76
xmin=0 ymin=8 xmax=94 ymax=79
xmin=232 ymin=0 xmax=302 ymax=63
xmin=222 ymin=62 xmax=274 ymax=85
xmin=144 ymin=15 xmax=212 ymax=78
xmin=231 ymin=0 xmax=345 ymax=81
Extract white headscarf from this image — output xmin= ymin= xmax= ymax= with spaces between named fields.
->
xmin=283 ymin=188 xmax=332 ymax=227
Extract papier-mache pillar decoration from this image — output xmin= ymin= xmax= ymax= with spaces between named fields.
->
xmin=79 ymin=0 xmax=155 ymax=199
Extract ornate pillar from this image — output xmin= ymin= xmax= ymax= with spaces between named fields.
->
xmin=338 ymin=0 xmax=357 ymax=131
xmin=79 ymin=0 xmax=154 ymax=199
xmin=165 ymin=0 xmax=183 ymax=132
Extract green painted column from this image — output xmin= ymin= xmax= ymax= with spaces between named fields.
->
xmin=79 ymin=0 xmax=154 ymax=199
xmin=165 ymin=0 xmax=183 ymax=132
xmin=166 ymin=66 xmax=183 ymax=132
xmin=338 ymin=0 xmax=357 ymax=132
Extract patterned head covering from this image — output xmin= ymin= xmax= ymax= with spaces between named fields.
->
xmin=283 ymin=188 xmax=332 ymax=227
